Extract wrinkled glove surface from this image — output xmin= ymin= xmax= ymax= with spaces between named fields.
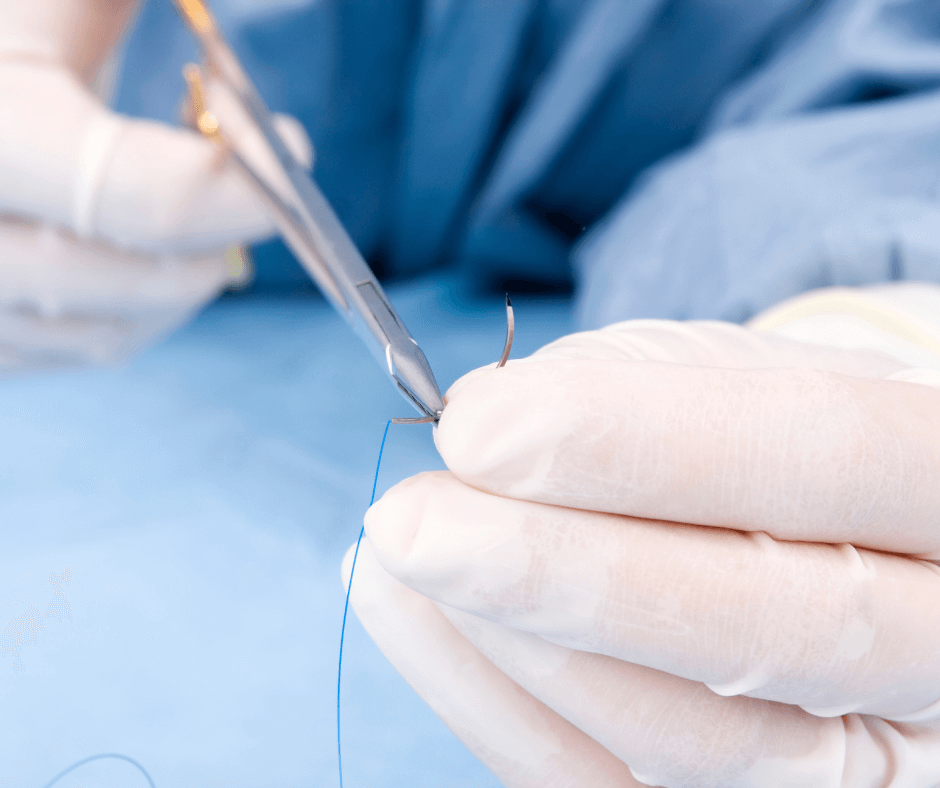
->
xmin=0 ymin=0 xmax=308 ymax=371
xmin=349 ymin=284 xmax=940 ymax=788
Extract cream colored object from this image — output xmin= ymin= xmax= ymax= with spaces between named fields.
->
xmin=351 ymin=283 xmax=940 ymax=787
xmin=748 ymin=282 xmax=940 ymax=370
xmin=341 ymin=541 xmax=643 ymax=788
xmin=0 ymin=0 xmax=311 ymax=371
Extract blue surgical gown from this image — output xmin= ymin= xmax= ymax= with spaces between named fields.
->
xmin=116 ymin=0 xmax=940 ymax=326
xmin=9 ymin=3 xmax=938 ymax=785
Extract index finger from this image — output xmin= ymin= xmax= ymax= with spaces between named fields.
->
xmin=435 ymin=357 xmax=940 ymax=559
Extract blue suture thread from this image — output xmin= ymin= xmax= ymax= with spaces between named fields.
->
xmin=41 ymin=752 xmax=157 ymax=788
xmin=338 ymin=419 xmax=392 ymax=788
xmin=40 ymin=420 xmax=393 ymax=788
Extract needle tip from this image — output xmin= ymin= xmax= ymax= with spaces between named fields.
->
xmin=497 ymin=294 xmax=514 ymax=369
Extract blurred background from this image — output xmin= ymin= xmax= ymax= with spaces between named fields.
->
xmin=3 ymin=0 xmax=940 ymax=785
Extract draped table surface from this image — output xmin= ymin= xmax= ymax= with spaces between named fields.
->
xmin=0 ymin=274 xmax=572 ymax=788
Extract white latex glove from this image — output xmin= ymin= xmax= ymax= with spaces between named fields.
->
xmin=347 ymin=283 xmax=940 ymax=788
xmin=0 ymin=0 xmax=311 ymax=371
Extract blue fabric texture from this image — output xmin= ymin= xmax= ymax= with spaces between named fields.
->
xmin=574 ymin=0 xmax=940 ymax=326
xmin=0 ymin=279 xmax=572 ymax=787
xmin=20 ymin=2 xmax=939 ymax=781
xmin=117 ymin=0 xmax=940 ymax=316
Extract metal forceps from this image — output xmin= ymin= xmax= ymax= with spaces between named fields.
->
xmin=173 ymin=0 xmax=444 ymax=423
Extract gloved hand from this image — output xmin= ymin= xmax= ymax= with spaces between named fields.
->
xmin=346 ymin=288 xmax=940 ymax=787
xmin=0 ymin=0 xmax=310 ymax=371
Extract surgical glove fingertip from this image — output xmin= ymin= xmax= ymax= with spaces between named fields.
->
xmin=441 ymin=364 xmax=498 ymax=406
xmin=436 ymin=362 xmax=556 ymax=491
xmin=436 ymin=364 xmax=515 ymax=466
xmin=364 ymin=472 xmax=445 ymax=573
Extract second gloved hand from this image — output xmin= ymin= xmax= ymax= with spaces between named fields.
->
xmin=348 ymin=305 xmax=940 ymax=788
xmin=0 ymin=0 xmax=311 ymax=371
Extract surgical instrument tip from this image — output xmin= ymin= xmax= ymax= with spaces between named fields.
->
xmin=390 ymin=414 xmax=438 ymax=424
xmin=176 ymin=0 xmax=446 ymax=421
xmin=392 ymin=294 xmax=515 ymax=425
